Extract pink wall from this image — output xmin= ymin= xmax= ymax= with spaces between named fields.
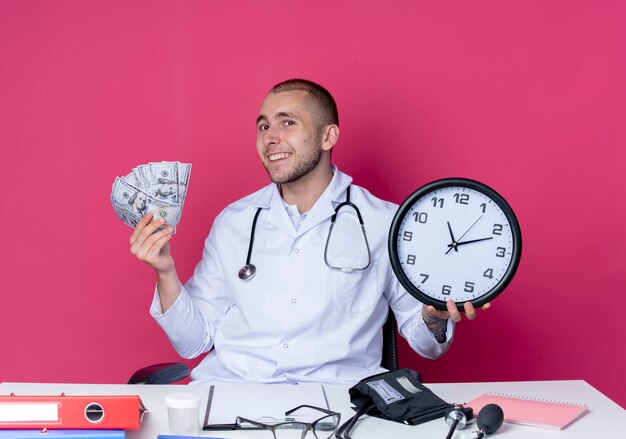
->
xmin=1 ymin=1 xmax=624 ymax=407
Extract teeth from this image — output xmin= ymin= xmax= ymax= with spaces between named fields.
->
xmin=269 ymin=153 xmax=290 ymax=161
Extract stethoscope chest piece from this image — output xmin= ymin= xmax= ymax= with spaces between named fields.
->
xmin=238 ymin=263 xmax=257 ymax=281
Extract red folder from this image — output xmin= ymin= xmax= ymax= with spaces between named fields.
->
xmin=0 ymin=395 xmax=147 ymax=430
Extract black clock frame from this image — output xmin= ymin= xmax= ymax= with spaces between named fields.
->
xmin=388 ymin=178 xmax=522 ymax=311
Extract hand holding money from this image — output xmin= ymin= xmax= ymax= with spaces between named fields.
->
xmin=129 ymin=213 xmax=175 ymax=273
xmin=112 ymin=161 xmax=191 ymax=309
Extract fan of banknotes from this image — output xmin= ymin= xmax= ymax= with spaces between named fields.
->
xmin=111 ymin=161 xmax=192 ymax=232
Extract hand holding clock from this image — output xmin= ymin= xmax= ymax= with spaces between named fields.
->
xmin=424 ymin=299 xmax=491 ymax=323
xmin=420 ymin=299 xmax=491 ymax=343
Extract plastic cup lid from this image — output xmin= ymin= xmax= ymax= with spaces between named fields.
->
xmin=165 ymin=392 xmax=202 ymax=409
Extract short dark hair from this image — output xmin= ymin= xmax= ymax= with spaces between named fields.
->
xmin=270 ymin=79 xmax=339 ymax=128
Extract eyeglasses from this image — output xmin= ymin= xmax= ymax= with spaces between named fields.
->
xmin=236 ymin=405 xmax=341 ymax=439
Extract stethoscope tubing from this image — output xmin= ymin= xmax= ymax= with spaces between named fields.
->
xmin=245 ymin=207 xmax=263 ymax=266
xmin=324 ymin=187 xmax=371 ymax=272
xmin=239 ymin=185 xmax=371 ymax=279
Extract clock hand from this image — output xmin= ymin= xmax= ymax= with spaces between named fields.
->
xmin=448 ymin=237 xmax=494 ymax=248
xmin=447 ymin=221 xmax=458 ymax=252
xmin=445 ymin=215 xmax=484 ymax=255
xmin=456 ymin=215 xmax=484 ymax=241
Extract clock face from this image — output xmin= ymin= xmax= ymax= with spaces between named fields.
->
xmin=389 ymin=178 xmax=522 ymax=310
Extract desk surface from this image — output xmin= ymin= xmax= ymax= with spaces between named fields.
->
xmin=1 ymin=380 xmax=624 ymax=438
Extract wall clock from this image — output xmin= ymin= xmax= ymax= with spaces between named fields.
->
xmin=389 ymin=178 xmax=522 ymax=310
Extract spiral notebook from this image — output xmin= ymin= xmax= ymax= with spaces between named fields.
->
xmin=465 ymin=393 xmax=587 ymax=430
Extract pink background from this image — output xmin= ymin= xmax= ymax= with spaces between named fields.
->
xmin=1 ymin=1 xmax=625 ymax=407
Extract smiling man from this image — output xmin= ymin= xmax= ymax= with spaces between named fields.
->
xmin=256 ymin=84 xmax=338 ymax=214
xmin=129 ymin=79 xmax=485 ymax=383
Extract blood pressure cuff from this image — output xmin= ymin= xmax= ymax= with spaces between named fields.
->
xmin=337 ymin=369 xmax=454 ymax=438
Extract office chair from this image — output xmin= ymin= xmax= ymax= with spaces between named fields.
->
xmin=129 ymin=310 xmax=399 ymax=384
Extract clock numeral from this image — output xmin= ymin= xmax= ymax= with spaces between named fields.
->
xmin=492 ymin=224 xmax=503 ymax=235
xmin=412 ymin=211 xmax=428 ymax=224
xmin=483 ymin=268 xmax=494 ymax=279
xmin=480 ymin=203 xmax=487 ymax=213
xmin=496 ymin=247 xmax=506 ymax=258
xmin=402 ymin=231 xmax=413 ymax=241
xmin=431 ymin=197 xmax=444 ymax=208
xmin=442 ymin=285 xmax=452 ymax=295
xmin=420 ymin=273 xmax=429 ymax=284
xmin=464 ymin=281 xmax=475 ymax=293
xmin=453 ymin=193 xmax=470 ymax=205
xmin=406 ymin=254 xmax=416 ymax=265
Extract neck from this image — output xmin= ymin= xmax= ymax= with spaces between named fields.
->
xmin=280 ymin=162 xmax=333 ymax=214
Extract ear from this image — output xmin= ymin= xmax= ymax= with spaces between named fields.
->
xmin=321 ymin=124 xmax=339 ymax=152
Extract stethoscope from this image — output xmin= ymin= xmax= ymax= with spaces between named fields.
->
xmin=238 ymin=185 xmax=371 ymax=280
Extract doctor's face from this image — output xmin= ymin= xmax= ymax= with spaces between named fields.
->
xmin=256 ymin=90 xmax=325 ymax=185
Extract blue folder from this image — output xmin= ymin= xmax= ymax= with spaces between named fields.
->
xmin=0 ymin=432 xmax=124 ymax=439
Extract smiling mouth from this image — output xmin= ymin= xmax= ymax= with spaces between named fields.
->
xmin=268 ymin=152 xmax=291 ymax=161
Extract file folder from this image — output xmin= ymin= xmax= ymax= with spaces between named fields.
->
xmin=0 ymin=395 xmax=146 ymax=430
xmin=0 ymin=430 xmax=125 ymax=439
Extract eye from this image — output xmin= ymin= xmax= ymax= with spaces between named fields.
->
xmin=283 ymin=120 xmax=295 ymax=127
xmin=258 ymin=123 xmax=269 ymax=132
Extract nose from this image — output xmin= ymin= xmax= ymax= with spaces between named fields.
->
xmin=262 ymin=124 xmax=280 ymax=147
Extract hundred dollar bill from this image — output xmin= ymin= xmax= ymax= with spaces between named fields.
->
xmin=111 ymin=177 xmax=180 ymax=229
xmin=148 ymin=161 xmax=179 ymax=204
xmin=177 ymin=162 xmax=192 ymax=200
xmin=124 ymin=168 xmax=145 ymax=191
xmin=111 ymin=178 xmax=146 ymax=222
xmin=110 ymin=194 xmax=139 ymax=226
xmin=135 ymin=164 xmax=152 ymax=191
xmin=173 ymin=162 xmax=192 ymax=225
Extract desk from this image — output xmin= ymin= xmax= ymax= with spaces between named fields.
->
xmin=1 ymin=381 xmax=623 ymax=437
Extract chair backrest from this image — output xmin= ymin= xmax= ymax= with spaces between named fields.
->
xmin=381 ymin=310 xmax=399 ymax=371
xmin=128 ymin=362 xmax=189 ymax=384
